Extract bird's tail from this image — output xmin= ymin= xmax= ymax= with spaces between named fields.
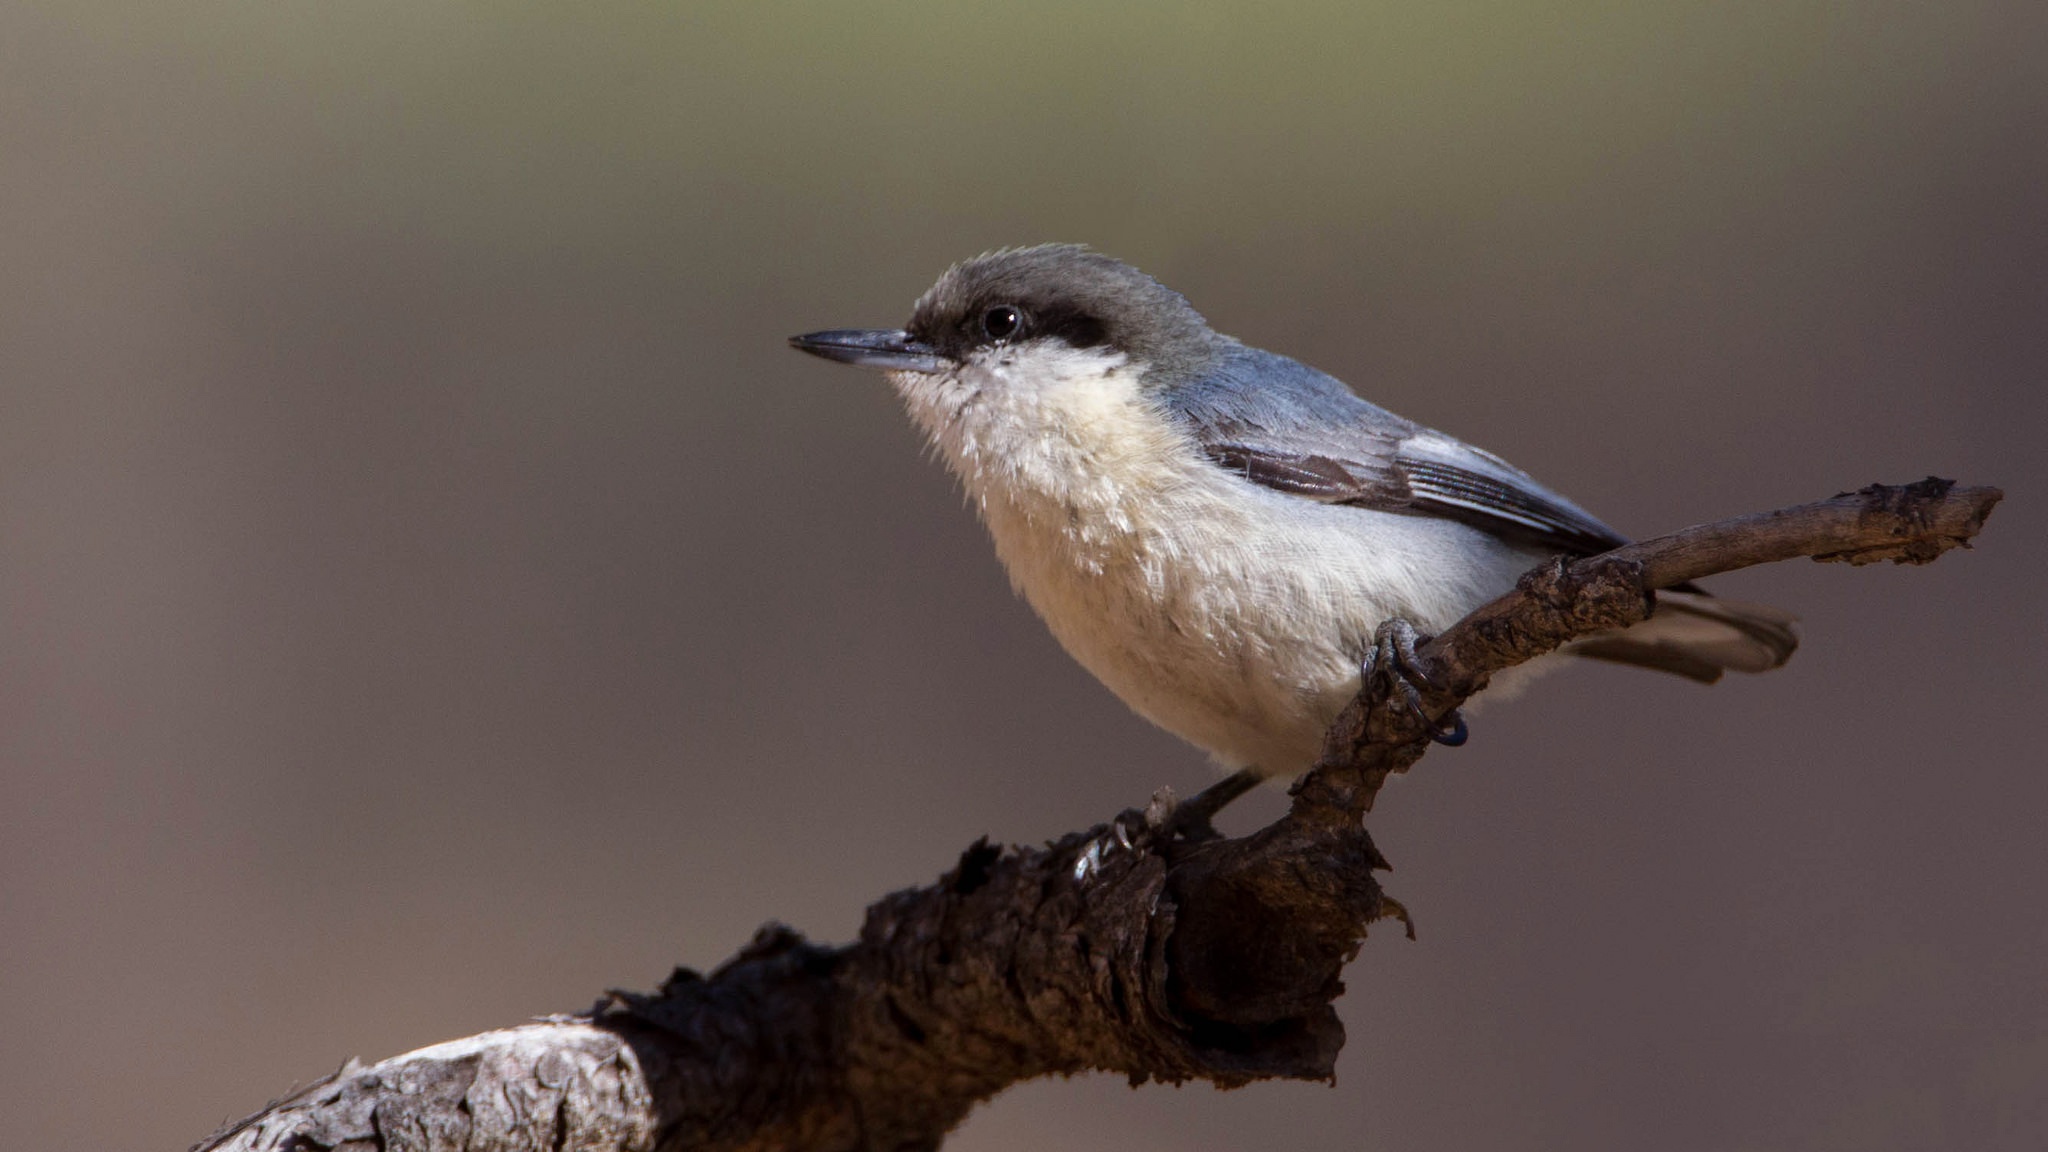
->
xmin=1567 ymin=590 xmax=1798 ymax=683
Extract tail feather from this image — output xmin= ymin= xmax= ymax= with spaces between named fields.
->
xmin=1567 ymin=590 xmax=1797 ymax=684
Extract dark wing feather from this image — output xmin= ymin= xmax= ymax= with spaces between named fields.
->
xmin=1390 ymin=432 xmax=1626 ymax=556
xmin=1166 ymin=346 xmax=1626 ymax=557
xmin=1202 ymin=443 xmax=1394 ymax=502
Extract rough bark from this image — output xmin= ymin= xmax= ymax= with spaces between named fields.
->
xmin=193 ymin=478 xmax=2002 ymax=1152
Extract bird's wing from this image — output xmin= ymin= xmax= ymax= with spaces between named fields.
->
xmin=1168 ymin=346 xmax=1627 ymax=557
xmin=1386 ymin=431 xmax=1626 ymax=555
xmin=1165 ymin=346 xmax=1796 ymax=679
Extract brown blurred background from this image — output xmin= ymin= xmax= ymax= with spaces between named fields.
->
xmin=3 ymin=3 xmax=2043 ymax=1149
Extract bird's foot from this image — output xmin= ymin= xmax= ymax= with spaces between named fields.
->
xmin=1362 ymin=618 xmax=1468 ymax=746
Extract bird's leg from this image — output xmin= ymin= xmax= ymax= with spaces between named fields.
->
xmin=1364 ymin=618 xmax=1468 ymax=746
xmin=1169 ymin=767 xmax=1265 ymax=841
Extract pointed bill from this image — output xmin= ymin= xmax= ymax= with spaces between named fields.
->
xmin=788 ymin=329 xmax=954 ymax=374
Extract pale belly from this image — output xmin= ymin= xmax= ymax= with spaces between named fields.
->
xmin=979 ymin=475 xmax=1537 ymax=775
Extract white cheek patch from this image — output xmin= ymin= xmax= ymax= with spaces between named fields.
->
xmin=976 ymin=342 xmax=1128 ymax=394
xmin=889 ymin=342 xmax=1154 ymax=502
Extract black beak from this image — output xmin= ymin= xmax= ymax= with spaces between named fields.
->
xmin=788 ymin=328 xmax=954 ymax=374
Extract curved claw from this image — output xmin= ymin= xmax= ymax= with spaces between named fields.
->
xmin=1362 ymin=618 xmax=1472 ymax=748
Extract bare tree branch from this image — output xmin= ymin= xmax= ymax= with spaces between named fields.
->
xmin=193 ymin=478 xmax=2002 ymax=1152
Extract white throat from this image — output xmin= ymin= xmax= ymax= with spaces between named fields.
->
xmin=887 ymin=341 xmax=1199 ymax=554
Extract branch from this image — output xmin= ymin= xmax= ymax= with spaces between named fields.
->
xmin=193 ymin=478 xmax=2001 ymax=1152
xmin=1300 ymin=476 xmax=2004 ymax=816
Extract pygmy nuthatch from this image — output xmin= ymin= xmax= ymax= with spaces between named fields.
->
xmin=791 ymin=245 xmax=1794 ymax=798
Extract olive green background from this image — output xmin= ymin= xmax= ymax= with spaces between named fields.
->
xmin=3 ymin=3 xmax=2043 ymax=1148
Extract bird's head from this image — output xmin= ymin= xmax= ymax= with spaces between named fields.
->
xmin=789 ymin=244 xmax=1219 ymax=391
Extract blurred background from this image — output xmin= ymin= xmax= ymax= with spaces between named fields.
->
xmin=3 ymin=3 xmax=2043 ymax=1149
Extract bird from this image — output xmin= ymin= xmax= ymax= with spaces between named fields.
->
xmin=789 ymin=244 xmax=1794 ymax=810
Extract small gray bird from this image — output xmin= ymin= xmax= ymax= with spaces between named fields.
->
xmin=791 ymin=245 xmax=1794 ymax=794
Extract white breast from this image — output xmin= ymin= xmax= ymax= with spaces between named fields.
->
xmin=890 ymin=346 xmax=1536 ymax=775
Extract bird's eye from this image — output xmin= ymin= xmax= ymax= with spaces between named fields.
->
xmin=981 ymin=304 xmax=1024 ymax=342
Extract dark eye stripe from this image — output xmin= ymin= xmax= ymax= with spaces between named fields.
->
xmin=1034 ymin=305 xmax=1106 ymax=349
xmin=911 ymin=300 xmax=1110 ymax=357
